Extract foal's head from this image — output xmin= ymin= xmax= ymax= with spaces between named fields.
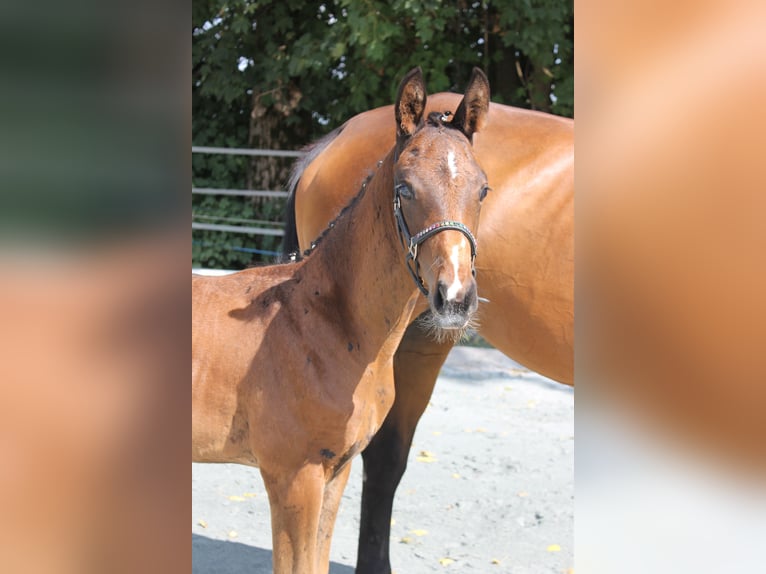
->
xmin=392 ymin=67 xmax=490 ymax=336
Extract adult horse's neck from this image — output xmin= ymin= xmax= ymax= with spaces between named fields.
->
xmin=301 ymin=151 xmax=420 ymax=359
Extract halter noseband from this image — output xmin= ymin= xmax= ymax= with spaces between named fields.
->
xmin=392 ymin=183 xmax=478 ymax=298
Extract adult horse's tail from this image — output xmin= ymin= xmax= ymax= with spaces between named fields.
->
xmin=281 ymin=178 xmax=301 ymax=257
xmin=281 ymin=125 xmax=346 ymax=258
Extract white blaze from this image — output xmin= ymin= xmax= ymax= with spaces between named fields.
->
xmin=447 ymin=150 xmax=457 ymax=180
xmin=446 ymin=242 xmax=465 ymax=300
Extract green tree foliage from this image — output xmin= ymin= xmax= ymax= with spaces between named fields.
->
xmin=193 ymin=0 xmax=573 ymax=268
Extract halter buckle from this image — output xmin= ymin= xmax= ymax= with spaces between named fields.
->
xmin=408 ymin=241 xmax=418 ymax=260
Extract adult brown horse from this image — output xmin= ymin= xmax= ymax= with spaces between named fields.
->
xmin=283 ymin=85 xmax=573 ymax=573
xmin=193 ymin=67 xmax=491 ymax=574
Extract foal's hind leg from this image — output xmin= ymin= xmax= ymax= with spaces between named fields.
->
xmin=356 ymin=318 xmax=454 ymax=574
xmin=316 ymin=464 xmax=353 ymax=574
xmin=262 ymin=463 xmax=325 ymax=574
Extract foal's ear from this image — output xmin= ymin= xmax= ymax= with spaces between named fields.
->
xmin=395 ymin=67 xmax=427 ymax=140
xmin=451 ymin=67 xmax=490 ymax=143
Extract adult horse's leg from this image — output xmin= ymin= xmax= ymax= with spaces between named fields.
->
xmin=262 ymin=464 xmax=325 ymax=574
xmin=356 ymin=316 xmax=455 ymax=574
xmin=316 ymin=464 xmax=353 ymax=574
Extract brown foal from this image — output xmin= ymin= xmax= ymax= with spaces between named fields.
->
xmin=192 ymin=67 xmax=490 ymax=574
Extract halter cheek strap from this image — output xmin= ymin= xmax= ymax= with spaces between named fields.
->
xmin=393 ymin=188 xmax=478 ymax=298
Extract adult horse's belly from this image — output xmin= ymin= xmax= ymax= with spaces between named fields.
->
xmin=295 ymin=94 xmax=574 ymax=385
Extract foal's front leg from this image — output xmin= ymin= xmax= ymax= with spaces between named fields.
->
xmin=262 ymin=463 xmax=325 ymax=574
xmin=316 ymin=464 xmax=353 ymax=574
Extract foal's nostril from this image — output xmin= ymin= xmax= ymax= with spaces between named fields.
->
xmin=433 ymin=281 xmax=448 ymax=311
xmin=465 ymin=281 xmax=478 ymax=311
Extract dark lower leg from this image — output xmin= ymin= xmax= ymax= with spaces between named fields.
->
xmin=355 ymin=317 xmax=454 ymax=574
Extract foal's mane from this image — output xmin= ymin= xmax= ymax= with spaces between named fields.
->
xmin=284 ymin=168 xmax=377 ymax=263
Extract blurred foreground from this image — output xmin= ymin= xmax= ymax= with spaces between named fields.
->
xmin=578 ymin=0 xmax=766 ymax=572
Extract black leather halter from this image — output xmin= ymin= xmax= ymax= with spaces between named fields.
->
xmin=393 ymin=183 xmax=478 ymax=297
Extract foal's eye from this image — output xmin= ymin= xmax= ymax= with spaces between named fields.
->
xmin=396 ymin=183 xmax=414 ymax=200
xmin=479 ymin=185 xmax=490 ymax=201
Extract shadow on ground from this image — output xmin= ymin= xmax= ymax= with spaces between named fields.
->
xmin=192 ymin=534 xmax=355 ymax=574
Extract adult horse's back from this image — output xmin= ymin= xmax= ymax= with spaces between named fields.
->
xmin=286 ymin=94 xmax=573 ymax=382
xmin=284 ymin=93 xmax=573 ymax=573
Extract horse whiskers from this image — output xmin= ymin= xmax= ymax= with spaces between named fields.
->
xmin=416 ymin=311 xmax=481 ymax=344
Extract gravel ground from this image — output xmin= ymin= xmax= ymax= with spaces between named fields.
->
xmin=192 ymin=346 xmax=573 ymax=573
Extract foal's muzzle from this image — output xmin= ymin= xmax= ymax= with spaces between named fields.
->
xmin=431 ymin=279 xmax=478 ymax=329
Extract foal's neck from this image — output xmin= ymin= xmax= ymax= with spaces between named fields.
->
xmin=306 ymin=152 xmax=419 ymax=354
